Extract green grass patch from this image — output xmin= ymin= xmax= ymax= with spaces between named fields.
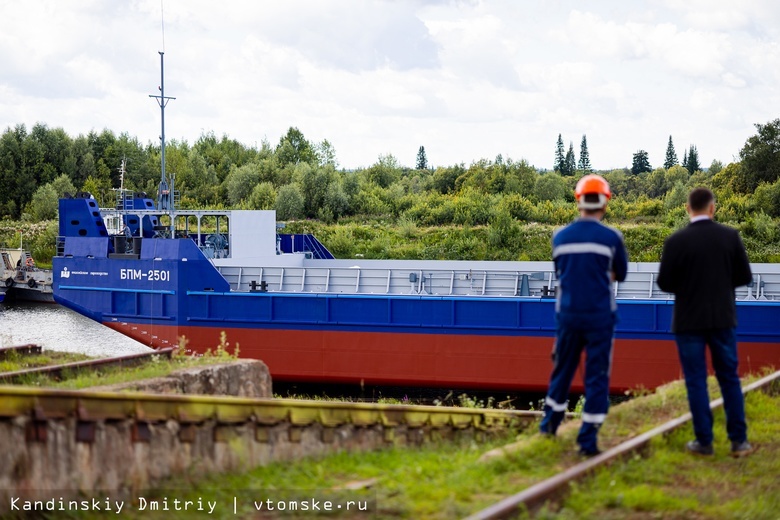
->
xmin=0 ymin=350 xmax=92 ymax=373
xmin=555 ymin=386 xmax=780 ymax=520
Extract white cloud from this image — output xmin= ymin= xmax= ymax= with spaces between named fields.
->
xmin=1 ymin=0 xmax=779 ymax=170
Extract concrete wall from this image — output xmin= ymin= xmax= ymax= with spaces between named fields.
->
xmin=88 ymin=359 xmax=272 ymax=398
xmin=0 ymin=411 xmax=513 ymax=508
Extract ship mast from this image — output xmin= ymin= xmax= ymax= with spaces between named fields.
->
xmin=149 ymin=51 xmax=176 ymax=213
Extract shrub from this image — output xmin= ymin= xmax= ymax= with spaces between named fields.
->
xmin=322 ymin=226 xmax=355 ymax=258
xmin=532 ymin=200 xmax=577 ymax=225
xmin=533 ymin=172 xmax=568 ymax=201
xmin=500 ymin=194 xmax=535 ymax=222
xmin=753 ymin=179 xmax=780 ymax=217
xmin=397 ymin=216 xmax=418 ymax=240
xmin=487 ymin=209 xmax=521 ymax=250
xmin=741 ymin=212 xmax=779 ymax=243
xmin=453 ymin=188 xmax=494 ymax=226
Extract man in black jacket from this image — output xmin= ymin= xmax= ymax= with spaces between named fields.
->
xmin=657 ymin=187 xmax=755 ymax=457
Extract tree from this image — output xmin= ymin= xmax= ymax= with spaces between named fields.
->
xmin=554 ymin=134 xmax=565 ymax=173
xmin=735 ymin=118 xmax=780 ymax=193
xmin=316 ymin=139 xmax=338 ymax=168
xmin=664 ymin=181 xmax=688 ymax=211
xmin=432 ymin=165 xmax=463 ymax=194
xmin=709 ymin=159 xmax=723 ymax=175
xmin=416 ymin=146 xmax=428 ymax=170
xmin=563 ymin=142 xmax=576 ymax=176
xmin=28 ymin=184 xmax=59 ymax=221
xmin=534 ymin=172 xmax=568 ymax=201
xmin=322 ymin=181 xmax=350 ymax=222
xmin=664 ymin=136 xmax=678 ymax=169
xmin=631 ymin=150 xmax=652 ymax=175
xmin=365 ymin=154 xmax=400 ymax=188
xmin=247 ymin=182 xmax=276 ymax=210
xmin=275 ymin=183 xmax=305 ymax=220
xmin=578 ymin=135 xmax=591 ymax=172
xmin=225 ymin=163 xmax=261 ymax=205
xmin=50 ymin=173 xmax=77 ymax=198
xmin=275 ymin=127 xmax=317 ymax=167
xmin=682 ymin=149 xmax=688 ymax=171
xmin=0 ymin=125 xmax=29 ymax=217
xmin=686 ymin=145 xmax=700 ymax=175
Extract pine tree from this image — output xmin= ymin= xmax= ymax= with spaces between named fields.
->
xmin=686 ymin=144 xmax=700 ymax=174
xmin=578 ymin=135 xmax=591 ymax=172
xmin=682 ymin=149 xmax=688 ymax=170
xmin=555 ymin=134 xmax=565 ymax=173
xmin=416 ymin=146 xmax=428 ymax=170
xmin=564 ymin=142 xmax=576 ymax=176
xmin=664 ymin=135 xmax=678 ymax=169
xmin=631 ymin=150 xmax=652 ymax=174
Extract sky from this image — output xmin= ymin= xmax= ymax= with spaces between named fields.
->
xmin=1 ymin=0 xmax=779 ymax=171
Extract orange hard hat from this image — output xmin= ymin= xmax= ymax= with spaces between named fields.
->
xmin=575 ymin=174 xmax=611 ymax=209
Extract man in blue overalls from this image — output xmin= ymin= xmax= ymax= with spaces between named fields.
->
xmin=539 ymin=174 xmax=629 ymax=456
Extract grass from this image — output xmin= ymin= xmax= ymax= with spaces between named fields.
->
xmin=66 ymin=373 xmax=776 ymax=519
xmin=0 ymin=350 xmax=92 ymax=373
xmin=2 ymin=333 xmax=243 ymax=389
xmin=552 ymin=386 xmax=780 ymax=520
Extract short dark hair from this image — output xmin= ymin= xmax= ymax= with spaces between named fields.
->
xmin=688 ymin=187 xmax=714 ymax=212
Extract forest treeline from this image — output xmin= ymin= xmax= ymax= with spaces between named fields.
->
xmin=1 ymin=119 xmax=779 ymax=264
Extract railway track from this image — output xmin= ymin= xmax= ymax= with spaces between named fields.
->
xmin=0 ymin=384 xmax=538 ymax=430
xmin=0 ymin=343 xmax=42 ymax=358
xmin=465 ymin=368 xmax=780 ymax=519
xmin=0 ymin=348 xmax=174 ymax=384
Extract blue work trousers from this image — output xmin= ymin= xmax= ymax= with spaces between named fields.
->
xmin=675 ymin=327 xmax=747 ymax=446
xmin=539 ymin=318 xmax=615 ymax=453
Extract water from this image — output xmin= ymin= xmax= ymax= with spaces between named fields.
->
xmin=0 ymin=302 xmax=153 ymax=357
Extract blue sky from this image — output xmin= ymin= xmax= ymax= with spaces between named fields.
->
xmin=1 ymin=0 xmax=778 ymax=171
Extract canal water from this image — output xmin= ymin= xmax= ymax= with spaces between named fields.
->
xmin=0 ymin=301 xmax=152 ymax=357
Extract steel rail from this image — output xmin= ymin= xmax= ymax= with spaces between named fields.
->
xmin=0 ymin=348 xmax=174 ymax=384
xmin=0 ymin=344 xmax=42 ymax=359
xmin=0 ymin=385 xmax=541 ymax=430
xmin=465 ymin=369 xmax=780 ymax=520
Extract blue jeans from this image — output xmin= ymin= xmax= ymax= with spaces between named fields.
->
xmin=675 ymin=327 xmax=747 ymax=446
xmin=540 ymin=318 xmax=615 ymax=453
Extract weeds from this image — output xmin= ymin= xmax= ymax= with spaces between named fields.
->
xmin=1 ymin=332 xmax=243 ymax=389
xmin=176 ymin=332 xmax=240 ymax=361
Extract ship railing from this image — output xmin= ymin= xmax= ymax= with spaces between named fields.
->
xmin=216 ymin=265 xmax=639 ymax=299
xmin=217 ymin=266 xmax=556 ymax=297
xmin=216 ymin=264 xmax=780 ymax=301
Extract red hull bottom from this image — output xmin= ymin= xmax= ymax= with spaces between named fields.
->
xmin=107 ymin=322 xmax=778 ymax=393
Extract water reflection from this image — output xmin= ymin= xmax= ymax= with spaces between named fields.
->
xmin=0 ymin=302 xmax=152 ymax=357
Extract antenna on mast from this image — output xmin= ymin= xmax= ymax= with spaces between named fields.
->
xmin=149 ymin=52 xmax=176 ymax=212
xmin=118 ymin=157 xmax=126 ymax=192
xmin=160 ymin=0 xmax=166 ymax=52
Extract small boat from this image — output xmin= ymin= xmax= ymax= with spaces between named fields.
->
xmin=1 ymin=249 xmax=55 ymax=303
